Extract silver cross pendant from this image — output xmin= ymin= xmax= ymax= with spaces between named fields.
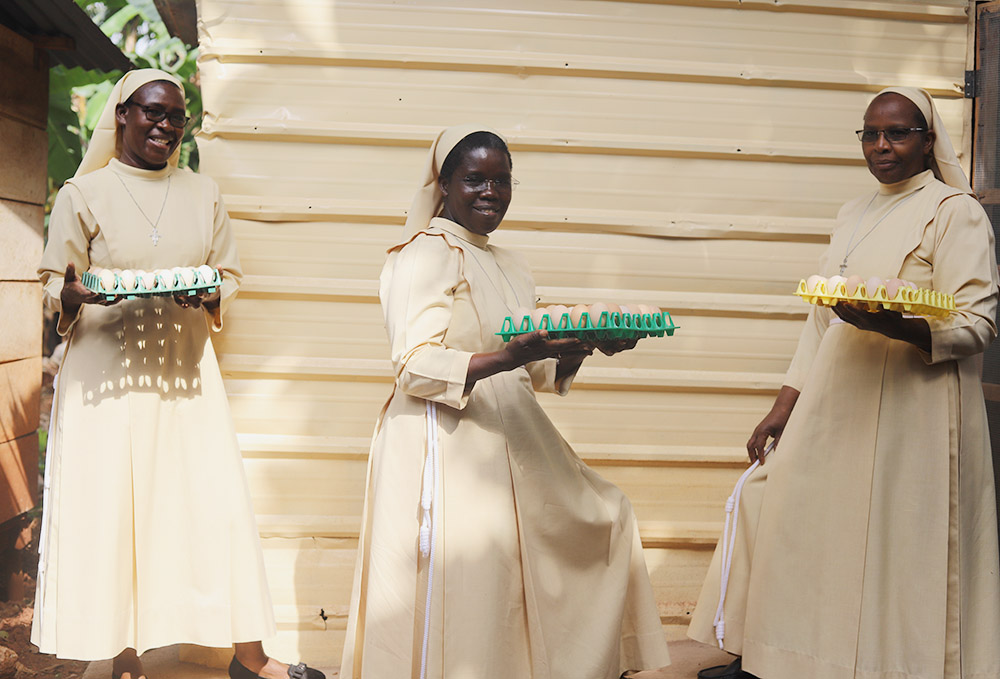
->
xmin=150 ymin=227 xmax=161 ymax=246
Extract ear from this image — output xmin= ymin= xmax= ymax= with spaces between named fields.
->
xmin=923 ymin=130 xmax=936 ymax=157
xmin=438 ymin=175 xmax=449 ymax=198
xmin=114 ymin=103 xmax=129 ymax=127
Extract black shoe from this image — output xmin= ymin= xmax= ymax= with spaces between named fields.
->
xmin=229 ymin=657 xmax=326 ymax=679
xmin=698 ymin=657 xmax=744 ymax=679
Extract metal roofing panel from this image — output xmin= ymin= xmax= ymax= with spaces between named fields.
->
xmin=0 ymin=0 xmax=130 ymax=72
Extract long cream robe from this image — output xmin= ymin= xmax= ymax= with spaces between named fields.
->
xmin=33 ymin=159 xmax=275 ymax=660
xmin=341 ymin=217 xmax=670 ymax=679
xmin=689 ymin=170 xmax=1000 ymax=679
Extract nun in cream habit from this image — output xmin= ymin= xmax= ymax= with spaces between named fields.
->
xmin=688 ymin=88 xmax=1000 ymax=679
xmin=34 ymin=70 xmax=276 ymax=663
xmin=340 ymin=125 xmax=670 ymax=679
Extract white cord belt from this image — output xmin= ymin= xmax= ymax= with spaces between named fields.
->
xmin=419 ymin=400 xmax=440 ymax=679
xmin=712 ymin=440 xmax=774 ymax=649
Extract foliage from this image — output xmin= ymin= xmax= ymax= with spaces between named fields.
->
xmin=47 ymin=0 xmax=202 ymax=200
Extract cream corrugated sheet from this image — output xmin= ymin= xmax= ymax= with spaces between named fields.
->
xmin=690 ymin=170 xmax=1000 ymax=679
xmin=341 ymin=217 xmax=670 ymax=679
xmin=32 ymin=159 xmax=275 ymax=659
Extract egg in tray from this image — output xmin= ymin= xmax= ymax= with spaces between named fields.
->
xmin=795 ymin=274 xmax=955 ymax=318
xmin=81 ymin=265 xmax=220 ymax=300
xmin=497 ymin=302 xmax=678 ymax=342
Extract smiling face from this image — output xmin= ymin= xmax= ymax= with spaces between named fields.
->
xmin=861 ymin=93 xmax=935 ymax=185
xmin=114 ymin=81 xmax=186 ymax=170
xmin=439 ymin=146 xmax=513 ymax=236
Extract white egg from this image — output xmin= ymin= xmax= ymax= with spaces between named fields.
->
xmin=140 ymin=271 xmax=156 ymax=291
xmin=155 ymin=269 xmax=175 ymax=288
xmin=178 ymin=267 xmax=196 ymax=287
xmin=906 ymin=280 xmax=918 ymax=290
xmin=98 ymin=269 xmax=116 ymax=292
xmin=806 ymin=274 xmax=826 ymax=294
xmin=119 ymin=270 xmax=137 ymax=291
xmin=826 ymin=275 xmax=847 ymax=295
xmin=547 ymin=305 xmax=570 ymax=329
xmin=197 ymin=265 xmax=216 ymax=285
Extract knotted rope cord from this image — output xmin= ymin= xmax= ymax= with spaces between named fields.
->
xmin=419 ymin=400 xmax=440 ymax=679
xmin=712 ymin=440 xmax=775 ymax=649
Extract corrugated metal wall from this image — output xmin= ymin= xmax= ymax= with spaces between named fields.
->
xmin=194 ymin=0 xmax=973 ymax=665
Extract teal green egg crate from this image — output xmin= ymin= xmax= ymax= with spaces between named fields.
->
xmin=81 ymin=268 xmax=219 ymax=301
xmin=497 ymin=311 xmax=678 ymax=342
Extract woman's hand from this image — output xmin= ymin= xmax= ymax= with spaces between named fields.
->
xmin=466 ymin=330 xmax=593 ymax=390
xmin=747 ymin=385 xmax=800 ymax=464
xmin=173 ymin=287 xmax=221 ymax=310
xmin=60 ymin=262 xmax=120 ymax=310
xmin=504 ymin=330 xmax=592 ymax=365
xmin=832 ymin=302 xmax=930 ymax=353
xmin=593 ymin=338 xmax=639 ymax=356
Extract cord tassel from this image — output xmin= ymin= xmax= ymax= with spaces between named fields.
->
xmin=419 ymin=401 xmax=440 ymax=679
xmin=712 ymin=440 xmax=774 ymax=649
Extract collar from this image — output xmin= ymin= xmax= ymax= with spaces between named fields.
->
xmin=429 ymin=217 xmax=490 ymax=249
xmin=877 ymin=168 xmax=934 ymax=196
xmin=108 ymin=157 xmax=175 ymax=180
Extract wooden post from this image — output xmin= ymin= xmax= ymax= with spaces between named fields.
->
xmin=0 ymin=23 xmax=46 ymax=525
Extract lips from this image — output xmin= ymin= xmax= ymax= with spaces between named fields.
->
xmin=147 ymin=136 xmax=176 ymax=151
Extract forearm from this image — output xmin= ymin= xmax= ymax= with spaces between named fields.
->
xmin=771 ymin=385 xmax=800 ymax=418
xmin=891 ymin=316 xmax=931 ymax=354
xmin=466 ymin=349 xmax=518 ymax=390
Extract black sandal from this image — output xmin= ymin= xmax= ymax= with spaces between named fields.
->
xmin=697 ymin=657 xmax=746 ymax=679
xmin=228 ymin=657 xmax=326 ymax=679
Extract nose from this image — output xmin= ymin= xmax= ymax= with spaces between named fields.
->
xmin=480 ymin=180 xmax=499 ymax=197
xmin=873 ymin=130 xmax=892 ymax=152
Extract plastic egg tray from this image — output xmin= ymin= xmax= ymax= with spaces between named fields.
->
xmin=81 ymin=267 xmax=220 ymax=301
xmin=794 ymin=279 xmax=955 ymax=318
xmin=497 ymin=311 xmax=678 ymax=342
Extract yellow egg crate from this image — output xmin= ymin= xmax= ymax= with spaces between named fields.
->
xmin=794 ymin=279 xmax=955 ymax=318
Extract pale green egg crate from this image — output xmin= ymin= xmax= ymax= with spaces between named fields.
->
xmin=81 ymin=269 xmax=219 ymax=301
xmin=497 ymin=311 xmax=678 ymax=342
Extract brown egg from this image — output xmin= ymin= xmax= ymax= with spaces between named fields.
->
xmin=569 ymin=304 xmax=589 ymax=328
xmin=547 ymin=305 xmax=570 ymax=329
xmin=865 ymin=277 xmax=883 ymax=297
xmin=589 ymin=302 xmax=610 ymax=328
xmin=845 ymin=275 xmax=864 ymax=296
xmin=885 ymin=278 xmax=905 ymax=299
xmin=530 ymin=306 xmax=548 ymax=330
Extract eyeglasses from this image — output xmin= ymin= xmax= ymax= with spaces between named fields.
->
xmin=127 ymin=103 xmax=191 ymax=128
xmin=461 ymin=176 xmax=519 ymax=192
xmin=855 ymin=128 xmax=925 ymax=143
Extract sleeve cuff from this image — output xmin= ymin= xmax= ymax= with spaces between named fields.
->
xmin=56 ymin=305 xmax=81 ymax=336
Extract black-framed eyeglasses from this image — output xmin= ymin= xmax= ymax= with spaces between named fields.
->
xmin=461 ymin=176 xmax=519 ymax=192
xmin=127 ymin=102 xmax=191 ymax=128
xmin=855 ymin=128 xmax=925 ymax=143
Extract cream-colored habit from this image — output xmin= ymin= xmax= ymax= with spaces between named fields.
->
xmin=689 ymin=88 xmax=1000 ymax=679
xmin=32 ymin=71 xmax=275 ymax=660
xmin=341 ymin=127 xmax=670 ymax=679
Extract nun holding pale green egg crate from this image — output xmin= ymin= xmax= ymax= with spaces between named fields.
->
xmin=35 ymin=68 xmax=323 ymax=679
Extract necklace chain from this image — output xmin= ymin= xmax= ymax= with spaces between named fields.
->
xmin=839 ymin=185 xmax=925 ymax=275
xmin=115 ymin=172 xmax=171 ymax=247
xmin=461 ymin=242 xmax=521 ymax=314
